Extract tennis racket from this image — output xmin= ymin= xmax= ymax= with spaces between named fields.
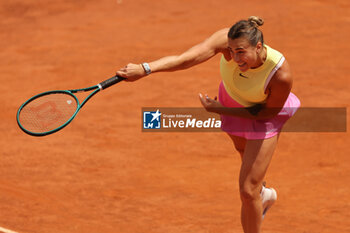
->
xmin=17 ymin=75 xmax=125 ymax=136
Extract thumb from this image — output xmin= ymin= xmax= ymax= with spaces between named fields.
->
xmin=116 ymin=70 xmax=126 ymax=77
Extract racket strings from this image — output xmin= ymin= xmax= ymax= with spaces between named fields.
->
xmin=18 ymin=93 xmax=78 ymax=133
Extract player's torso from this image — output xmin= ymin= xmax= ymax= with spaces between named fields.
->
xmin=220 ymin=45 xmax=284 ymax=107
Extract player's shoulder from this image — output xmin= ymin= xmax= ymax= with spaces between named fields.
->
xmin=204 ymin=28 xmax=230 ymax=53
xmin=276 ymin=59 xmax=292 ymax=80
xmin=271 ymin=59 xmax=292 ymax=89
xmin=212 ymin=28 xmax=230 ymax=36
xmin=210 ymin=28 xmax=230 ymax=42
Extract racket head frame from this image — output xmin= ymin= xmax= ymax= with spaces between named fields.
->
xmin=17 ymin=75 xmax=124 ymax=136
xmin=16 ymin=87 xmax=100 ymax=136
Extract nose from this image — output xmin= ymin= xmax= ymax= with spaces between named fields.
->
xmin=232 ymin=53 xmax=241 ymax=63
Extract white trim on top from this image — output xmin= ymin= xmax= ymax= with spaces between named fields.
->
xmin=264 ymin=56 xmax=285 ymax=91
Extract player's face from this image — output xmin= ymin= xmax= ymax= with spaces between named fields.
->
xmin=228 ymin=37 xmax=263 ymax=72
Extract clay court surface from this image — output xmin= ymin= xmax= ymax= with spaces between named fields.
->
xmin=1 ymin=0 xmax=350 ymax=232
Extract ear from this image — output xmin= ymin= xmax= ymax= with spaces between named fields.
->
xmin=256 ymin=42 xmax=263 ymax=53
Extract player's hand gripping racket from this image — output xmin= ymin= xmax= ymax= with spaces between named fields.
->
xmin=17 ymin=75 xmax=125 ymax=136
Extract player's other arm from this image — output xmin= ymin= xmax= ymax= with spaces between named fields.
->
xmin=116 ymin=28 xmax=229 ymax=81
xmin=260 ymin=60 xmax=293 ymax=118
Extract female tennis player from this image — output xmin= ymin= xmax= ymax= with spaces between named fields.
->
xmin=116 ymin=16 xmax=300 ymax=233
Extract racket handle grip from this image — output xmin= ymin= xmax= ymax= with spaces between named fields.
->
xmin=99 ymin=75 xmax=126 ymax=90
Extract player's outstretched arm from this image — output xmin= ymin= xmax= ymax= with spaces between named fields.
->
xmin=116 ymin=28 xmax=229 ymax=82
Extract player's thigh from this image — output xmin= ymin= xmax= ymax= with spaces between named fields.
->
xmin=239 ymin=135 xmax=279 ymax=192
xmin=227 ymin=133 xmax=246 ymax=158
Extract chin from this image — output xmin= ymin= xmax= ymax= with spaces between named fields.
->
xmin=239 ymin=67 xmax=249 ymax=72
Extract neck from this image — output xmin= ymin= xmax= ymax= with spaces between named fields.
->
xmin=251 ymin=46 xmax=267 ymax=69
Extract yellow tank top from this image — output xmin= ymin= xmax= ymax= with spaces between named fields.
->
xmin=220 ymin=45 xmax=285 ymax=107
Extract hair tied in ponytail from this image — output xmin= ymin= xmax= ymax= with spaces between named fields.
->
xmin=248 ymin=16 xmax=264 ymax=28
xmin=228 ymin=16 xmax=265 ymax=46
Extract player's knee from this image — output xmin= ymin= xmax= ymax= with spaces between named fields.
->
xmin=239 ymin=182 xmax=260 ymax=203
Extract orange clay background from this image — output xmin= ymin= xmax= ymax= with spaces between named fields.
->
xmin=1 ymin=0 xmax=349 ymax=232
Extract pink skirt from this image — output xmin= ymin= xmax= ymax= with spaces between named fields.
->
xmin=218 ymin=82 xmax=300 ymax=139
